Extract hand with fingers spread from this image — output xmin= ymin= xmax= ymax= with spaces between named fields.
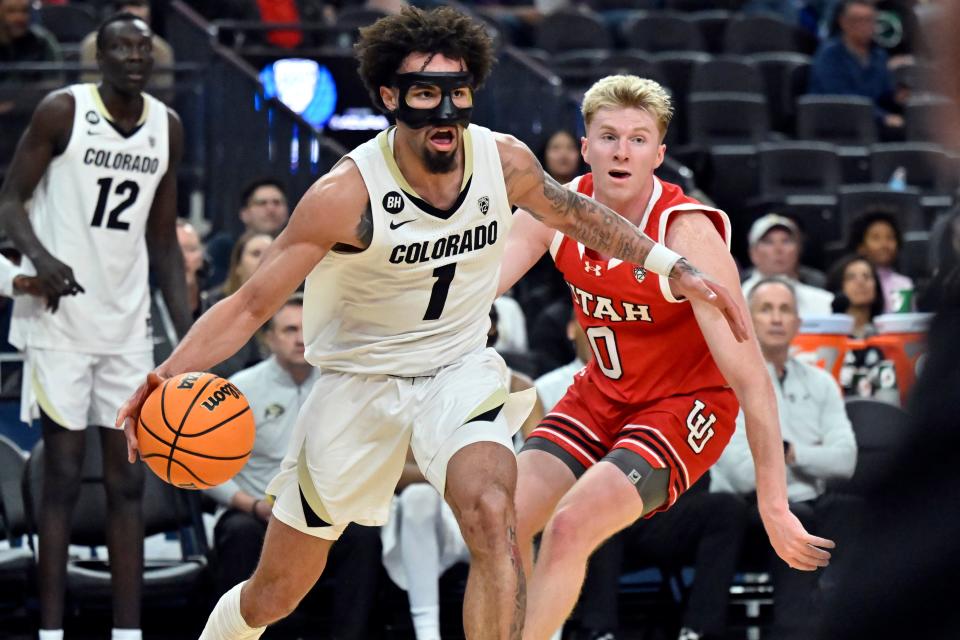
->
xmin=761 ymin=504 xmax=835 ymax=571
xmin=669 ymin=258 xmax=750 ymax=343
xmin=115 ymin=371 xmax=167 ymax=463
xmin=31 ymin=253 xmax=84 ymax=312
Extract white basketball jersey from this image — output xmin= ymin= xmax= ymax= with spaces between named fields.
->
xmin=303 ymin=124 xmax=513 ymax=376
xmin=10 ymin=84 xmax=169 ymax=354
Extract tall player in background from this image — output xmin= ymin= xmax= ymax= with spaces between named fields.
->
xmin=0 ymin=13 xmax=190 ymax=640
xmin=116 ymin=8 xmax=747 ymax=640
xmin=496 ymin=76 xmax=834 ymax=640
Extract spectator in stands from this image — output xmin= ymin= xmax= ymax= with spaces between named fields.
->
xmin=176 ymin=219 xmax=206 ymax=319
xmin=80 ymin=0 xmax=175 ymax=96
xmin=741 ymin=214 xmax=834 ymax=316
xmin=205 ymin=178 xmax=289 ymax=287
xmin=204 ymin=230 xmax=273 ymax=377
xmin=826 ymin=254 xmax=884 ymax=337
xmin=205 ymin=295 xmax=382 ymax=639
xmin=712 ymin=276 xmax=857 ymax=640
xmin=846 ymin=210 xmax=913 ymax=312
xmin=918 ymin=209 xmax=960 ymax=312
xmin=540 ymin=129 xmax=581 ymax=186
xmin=807 ymin=0 xmax=906 ymax=137
xmin=0 ymin=0 xmax=61 ymax=67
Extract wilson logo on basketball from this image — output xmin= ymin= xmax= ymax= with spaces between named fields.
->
xmin=201 ymin=382 xmax=242 ymax=412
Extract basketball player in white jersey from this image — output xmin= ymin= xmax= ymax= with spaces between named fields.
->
xmin=116 ymin=7 xmax=747 ymax=640
xmin=0 ymin=13 xmax=191 ymax=640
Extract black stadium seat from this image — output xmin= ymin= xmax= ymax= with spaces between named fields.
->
xmin=796 ymin=95 xmax=878 ymax=145
xmin=837 ymin=184 xmax=925 ymax=233
xmin=869 ymin=143 xmax=956 ymax=196
xmin=749 ymin=52 xmax=811 ymax=133
xmin=723 ymin=13 xmax=802 ymax=55
xmin=689 ymin=56 xmax=764 ymax=94
xmin=621 ymin=11 xmax=706 ymax=53
xmin=536 ymin=8 xmax=612 ymax=54
xmin=688 ymin=92 xmax=770 ymax=145
xmin=757 ymin=141 xmax=841 ymax=199
xmin=905 ymin=95 xmax=954 ymax=143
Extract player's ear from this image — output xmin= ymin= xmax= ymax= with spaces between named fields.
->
xmin=380 ymin=86 xmax=398 ymax=112
xmin=580 ymin=136 xmax=590 ymax=166
xmin=654 ymin=142 xmax=666 ymax=170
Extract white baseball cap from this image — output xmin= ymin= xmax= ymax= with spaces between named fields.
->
xmin=748 ymin=214 xmax=800 ymax=247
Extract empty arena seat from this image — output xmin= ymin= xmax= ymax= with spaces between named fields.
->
xmin=550 ymin=49 xmax=610 ymax=91
xmin=905 ymin=95 xmax=954 ymax=143
xmin=749 ymin=52 xmax=811 ymax=133
xmin=869 ymin=143 xmax=956 ymax=196
xmin=621 ymin=11 xmax=706 ymax=53
xmin=536 ymin=8 xmax=612 ymax=54
xmin=827 ymin=398 xmax=909 ymax=495
xmin=688 ymin=10 xmax=732 ymax=53
xmin=796 ymin=95 xmax=878 ymax=145
xmin=723 ymin=13 xmax=803 ymax=55
xmin=757 ymin=141 xmax=841 ymax=199
xmin=689 ymin=55 xmax=763 ymax=94
xmin=603 ymin=52 xmax=664 ymax=83
xmin=688 ymin=92 xmax=770 ymax=145
xmin=900 ymin=230 xmax=931 ymax=280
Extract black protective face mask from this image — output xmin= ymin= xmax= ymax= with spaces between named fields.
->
xmin=391 ymin=71 xmax=474 ymax=130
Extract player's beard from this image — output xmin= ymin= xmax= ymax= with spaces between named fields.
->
xmin=422 ymin=145 xmax=457 ymax=174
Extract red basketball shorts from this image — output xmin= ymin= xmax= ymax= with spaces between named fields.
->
xmin=526 ymin=374 xmax=739 ymax=516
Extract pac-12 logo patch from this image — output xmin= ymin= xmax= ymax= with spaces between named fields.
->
xmin=633 ymin=266 xmax=647 ymax=283
xmin=478 ymin=196 xmax=489 ymax=214
xmin=383 ymin=191 xmax=404 ymax=214
xmin=85 ymin=110 xmax=100 ymax=124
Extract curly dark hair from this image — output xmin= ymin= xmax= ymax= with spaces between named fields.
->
xmin=354 ymin=6 xmax=495 ymax=112
xmin=845 ymin=209 xmax=903 ymax=256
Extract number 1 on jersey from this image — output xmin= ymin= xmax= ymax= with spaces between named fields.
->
xmin=423 ymin=263 xmax=456 ymax=321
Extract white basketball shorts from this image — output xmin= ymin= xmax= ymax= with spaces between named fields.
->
xmin=266 ymin=348 xmax=537 ymax=540
xmin=20 ymin=347 xmax=154 ymax=430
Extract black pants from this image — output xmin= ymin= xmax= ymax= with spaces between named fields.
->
xmin=213 ymin=510 xmax=382 ymax=640
xmin=578 ymin=484 xmax=748 ymax=637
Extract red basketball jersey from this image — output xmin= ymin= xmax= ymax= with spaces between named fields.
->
xmin=552 ymin=174 xmax=732 ymax=404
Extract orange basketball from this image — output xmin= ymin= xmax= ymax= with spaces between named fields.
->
xmin=138 ymin=372 xmax=256 ymax=489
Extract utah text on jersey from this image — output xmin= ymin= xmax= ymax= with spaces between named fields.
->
xmin=568 ymin=282 xmax=653 ymax=323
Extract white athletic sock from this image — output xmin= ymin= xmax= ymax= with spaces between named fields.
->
xmin=111 ymin=629 xmax=142 ymax=640
xmin=410 ymin=604 xmax=441 ymax=640
xmin=38 ymin=631 xmax=63 ymax=640
xmin=199 ymin=582 xmax=266 ymax=640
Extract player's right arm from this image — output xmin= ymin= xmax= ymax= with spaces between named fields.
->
xmin=117 ymin=159 xmax=371 ymax=462
xmin=0 ymin=90 xmax=84 ymax=311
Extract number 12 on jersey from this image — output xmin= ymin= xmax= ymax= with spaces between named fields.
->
xmin=91 ymin=177 xmax=140 ymax=230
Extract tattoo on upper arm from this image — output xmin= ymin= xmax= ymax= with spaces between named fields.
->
xmin=331 ymin=201 xmax=373 ymax=253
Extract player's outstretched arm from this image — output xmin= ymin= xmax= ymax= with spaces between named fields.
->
xmin=0 ymin=90 xmax=84 ymax=311
xmin=669 ymin=212 xmax=835 ymax=571
xmin=496 ymin=134 xmax=748 ymax=341
xmin=117 ymin=159 xmax=371 ymax=461
xmin=146 ymin=109 xmax=192 ymax=339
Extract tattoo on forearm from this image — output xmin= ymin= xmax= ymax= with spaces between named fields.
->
xmin=507 ymin=525 xmax=526 ymax=640
xmin=537 ymin=173 xmax=655 ymax=265
xmin=668 ymin=257 xmax=701 ymax=280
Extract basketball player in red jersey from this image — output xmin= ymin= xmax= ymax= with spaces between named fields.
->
xmin=498 ymin=75 xmax=835 ymax=639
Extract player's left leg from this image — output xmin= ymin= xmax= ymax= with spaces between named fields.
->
xmin=99 ymin=426 xmax=145 ymax=631
xmin=444 ymin=441 xmax=522 ymax=640
xmin=523 ymin=459 xmax=664 ymax=640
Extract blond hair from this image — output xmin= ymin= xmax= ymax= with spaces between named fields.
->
xmin=581 ymin=75 xmax=673 ymax=140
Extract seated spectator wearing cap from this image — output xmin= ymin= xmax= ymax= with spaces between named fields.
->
xmin=808 ymin=0 xmax=906 ymax=138
xmin=79 ymin=0 xmax=175 ymax=97
xmin=846 ymin=210 xmax=913 ymax=312
xmin=741 ymin=214 xmax=835 ymax=317
xmin=712 ymin=276 xmax=856 ymax=640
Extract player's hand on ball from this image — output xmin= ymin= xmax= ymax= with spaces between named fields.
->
xmin=669 ymin=259 xmax=749 ymax=343
xmin=761 ymin=505 xmax=835 ymax=571
xmin=116 ymin=371 xmax=167 ymax=463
